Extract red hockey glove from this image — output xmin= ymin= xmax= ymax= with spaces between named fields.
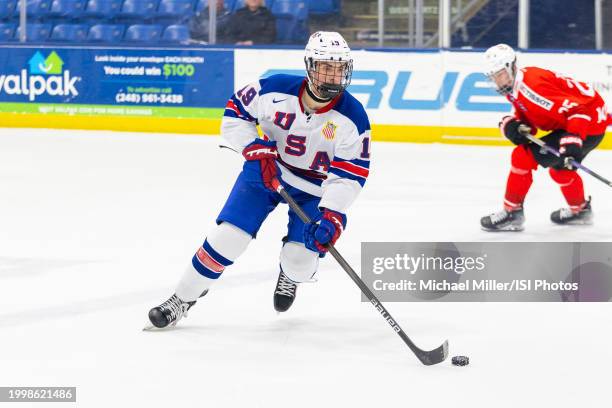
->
xmin=242 ymin=139 xmax=279 ymax=192
xmin=559 ymin=134 xmax=583 ymax=170
xmin=303 ymin=210 xmax=346 ymax=254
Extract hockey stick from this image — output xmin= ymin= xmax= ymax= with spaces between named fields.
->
xmin=518 ymin=124 xmax=612 ymax=187
xmin=271 ymin=179 xmax=449 ymax=366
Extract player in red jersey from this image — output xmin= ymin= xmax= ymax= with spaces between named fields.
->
xmin=480 ymin=44 xmax=609 ymax=231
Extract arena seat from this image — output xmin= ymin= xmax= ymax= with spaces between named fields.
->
xmin=16 ymin=0 xmax=52 ymax=20
xmin=157 ymin=0 xmax=194 ymax=22
xmin=0 ymin=1 xmax=17 ymax=21
xmin=87 ymin=23 xmax=125 ymax=42
xmin=272 ymin=0 xmax=308 ymax=43
xmin=14 ymin=23 xmax=52 ymax=41
xmin=162 ymin=24 xmax=189 ymax=43
xmin=308 ymin=0 xmax=338 ymax=15
xmin=195 ymin=0 xmax=235 ymax=13
xmin=124 ymin=24 xmax=163 ymax=42
xmin=0 ymin=23 xmax=16 ymax=41
xmin=50 ymin=23 xmax=89 ymax=41
xmin=275 ymin=14 xmax=308 ymax=44
xmin=118 ymin=0 xmax=160 ymax=21
xmin=48 ymin=0 xmax=86 ymax=20
xmin=271 ymin=0 xmax=307 ymax=20
xmin=82 ymin=0 xmax=123 ymax=21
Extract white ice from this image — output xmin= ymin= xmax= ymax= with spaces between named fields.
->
xmin=0 ymin=128 xmax=610 ymax=408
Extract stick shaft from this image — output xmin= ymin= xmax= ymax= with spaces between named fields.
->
xmin=273 ymin=180 xmax=448 ymax=365
xmin=524 ymin=133 xmax=612 ymax=187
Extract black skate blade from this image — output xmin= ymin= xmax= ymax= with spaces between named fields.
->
xmin=142 ymin=322 xmax=174 ymax=331
xmin=481 ymin=225 xmax=524 ymax=232
xmin=142 ymin=323 xmax=159 ymax=331
xmin=414 ymin=339 xmax=449 ymax=366
xmin=553 ymin=218 xmax=594 ymax=226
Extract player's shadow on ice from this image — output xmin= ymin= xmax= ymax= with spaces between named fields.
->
xmin=174 ymin=316 xmax=401 ymax=353
xmin=0 ymin=257 xmax=97 ymax=278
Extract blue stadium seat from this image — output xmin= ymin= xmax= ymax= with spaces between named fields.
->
xmin=195 ymin=0 xmax=235 ymax=13
xmin=0 ymin=23 xmax=16 ymax=41
xmin=50 ymin=23 xmax=89 ymax=41
xmin=118 ymin=0 xmax=159 ymax=20
xmin=82 ymin=0 xmax=123 ymax=20
xmin=271 ymin=0 xmax=307 ymax=20
xmin=162 ymin=24 xmax=189 ymax=43
xmin=14 ymin=23 xmax=52 ymax=41
xmin=308 ymin=0 xmax=338 ymax=15
xmin=0 ymin=1 xmax=16 ymax=21
xmin=157 ymin=0 xmax=193 ymax=19
xmin=275 ymin=15 xmax=308 ymax=44
xmin=272 ymin=0 xmax=308 ymax=44
xmin=87 ymin=23 xmax=125 ymax=41
xmin=48 ymin=0 xmax=87 ymax=20
xmin=124 ymin=24 xmax=163 ymax=42
xmin=16 ymin=0 xmax=52 ymax=20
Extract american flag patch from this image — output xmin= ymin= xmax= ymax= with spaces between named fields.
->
xmin=321 ymin=121 xmax=337 ymax=140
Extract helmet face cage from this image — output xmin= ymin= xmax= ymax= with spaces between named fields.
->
xmin=305 ymin=57 xmax=353 ymax=99
xmin=484 ymin=44 xmax=517 ymax=96
xmin=487 ymin=60 xmax=516 ymax=96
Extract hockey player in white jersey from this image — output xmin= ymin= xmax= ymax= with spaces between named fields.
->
xmin=147 ymin=31 xmax=372 ymax=328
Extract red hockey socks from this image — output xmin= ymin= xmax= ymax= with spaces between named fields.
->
xmin=503 ymin=145 xmax=538 ymax=211
xmin=549 ymin=168 xmax=586 ymax=212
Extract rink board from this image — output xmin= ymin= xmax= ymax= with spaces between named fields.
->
xmin=1 ymin=46 xmax=611 ymax=148
xmin=0 ymin=45 xmax=232 ymax=135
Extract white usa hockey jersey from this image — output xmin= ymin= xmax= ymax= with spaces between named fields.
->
xmin=221 ymin=74 xmax=372 ymax=214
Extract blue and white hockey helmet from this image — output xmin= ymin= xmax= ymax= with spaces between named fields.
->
xmin=304 ymin=31 xmax=353 ymax=100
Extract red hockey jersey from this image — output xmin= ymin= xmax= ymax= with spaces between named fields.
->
xmin=507 ymin=66 xmax=610 ymax=139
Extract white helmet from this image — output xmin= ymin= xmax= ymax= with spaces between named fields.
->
xmin=304 ymin=31 xmax=353 ymax=100
xmin=484 ymin=43 xmax=517 ymax=95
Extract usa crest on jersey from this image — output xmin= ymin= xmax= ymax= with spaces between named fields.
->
xmin=322 ymin=121 xmax=338 ymax=141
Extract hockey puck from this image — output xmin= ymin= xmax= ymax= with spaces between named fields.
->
xmin=451 ymin=356 xmax=469 ymax=366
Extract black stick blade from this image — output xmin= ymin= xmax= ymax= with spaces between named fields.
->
xmin=416 ymin=340 xmax=449 ymax=366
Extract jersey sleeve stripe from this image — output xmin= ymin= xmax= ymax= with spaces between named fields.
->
xmin=332 ymin=156 xmax=370 ymax=168
xmin=225 ymin=100 xmax=241 ymax=116
xmin=330 ymin=160 xmax=370 ymax=178
xmin=568 ymin=113 xmax=591 ymax=121
xmin=329 ymin=167 xmax=367 ymax=186
xmin=223 ymin=96 xmax=257 ymax=122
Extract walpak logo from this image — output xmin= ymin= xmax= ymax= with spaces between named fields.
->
xmin=0 ymin=51 xmax=80 ymax=101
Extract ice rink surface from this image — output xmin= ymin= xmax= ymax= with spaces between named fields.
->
xmin=0 ymin=128 xmax=610 ymax=408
